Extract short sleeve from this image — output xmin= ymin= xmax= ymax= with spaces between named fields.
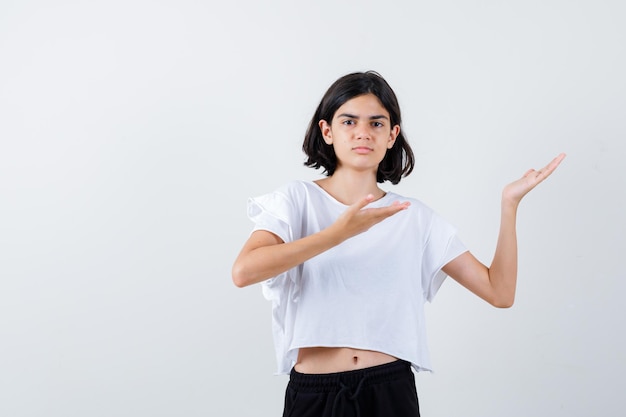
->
xmin=247 ymin=188 xmax=301 ymax=307
xmin=421 ymin=215 xmax=468 ymax=302
xmin=247 ymin=191 xmax=294 ymax=244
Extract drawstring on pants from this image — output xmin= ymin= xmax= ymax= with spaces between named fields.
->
xmin=331 ymin=375 xmax=369 ymax=417
xmin=285 ymin=360 xmax=416 ymax=417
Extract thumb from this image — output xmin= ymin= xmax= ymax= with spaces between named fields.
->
xmin=348 ymin=194 xmax=375 ymax=213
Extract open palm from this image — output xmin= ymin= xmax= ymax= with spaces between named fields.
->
xmin=503 ymin=153 xmax=566 ymax=204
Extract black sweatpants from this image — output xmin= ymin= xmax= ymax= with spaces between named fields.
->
xmin=282 ymin=360 xmax=420 ymax=417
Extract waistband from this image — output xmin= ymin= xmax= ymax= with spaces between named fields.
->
xmin=288 ymin=359 xmax=413 ymax=393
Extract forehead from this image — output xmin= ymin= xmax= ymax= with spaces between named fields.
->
xmin=333 ymin=93 xmax=389 ymax=118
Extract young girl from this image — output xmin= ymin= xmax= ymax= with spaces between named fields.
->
xmin=232 ymin=71 xmax=565 ymax=417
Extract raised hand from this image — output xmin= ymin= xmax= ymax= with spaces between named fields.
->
xmin=232 ymin=194 xmax=411 ymax=287
xmin=330 ymin=194 xmax=411 ymax=241
xmin=503 ymin=153 xmax=566 ymax=205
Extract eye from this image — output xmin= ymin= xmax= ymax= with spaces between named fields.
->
xmin=372 ymin=121 xmax=384 ymax=128
xmin=342 ymin=119 xmax=355 ymax=125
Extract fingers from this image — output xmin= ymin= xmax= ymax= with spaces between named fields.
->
xmin=524 ymin=153 xmax=566 ymax=181
xmin=504 ymin=153 xmax=566 ymax=203
xmin=370 ymin=200 xmax=411 ymax=221
xmin=347 ymin=194 xmax=377 ymax=214
xmin=389 ymin=200 xmax=411 ymax=211
xmin=350 ymin=194 xmax=410 ymax=212
xmin=545 ymin=152 xmax=566 ymax=172
xmin=347 ymin=195 xmax=410 ymax=223
xmin=535 ymin=152 xmax=566 ymax=180
xmin=336 ymin=196 xmax=410 ymax=239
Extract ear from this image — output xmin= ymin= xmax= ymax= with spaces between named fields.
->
xmin=319 ymin=119 xmax=333 ymax=145
xmin=387 ymin=124 xmax=400 ymax=149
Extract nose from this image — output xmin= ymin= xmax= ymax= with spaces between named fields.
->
xmin=355 ymin=123 xmax=371 ymax=140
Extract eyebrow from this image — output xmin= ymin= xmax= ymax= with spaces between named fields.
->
xmin=336 ymin=113 xmax=389 ymax=120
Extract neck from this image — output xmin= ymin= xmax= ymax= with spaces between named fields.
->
xmin=315 ymin=169 xmax=384 ymax=205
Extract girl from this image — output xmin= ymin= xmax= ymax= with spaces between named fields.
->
xmin=232 ymin=71 xmax=565 ymax=417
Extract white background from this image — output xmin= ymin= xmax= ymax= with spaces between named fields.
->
xmin=1 ymin=1 xmax=624 ymax=416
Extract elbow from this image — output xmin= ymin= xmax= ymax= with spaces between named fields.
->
xmin=231 ymin=262 xmax=252 ymax=288
xmin=493 ymin=300 xmax=514 ymax=309
xmin=232 ymin=276 xmax=247 ymax=288
xmin=491 ymin=295 xmax=515 ymax=309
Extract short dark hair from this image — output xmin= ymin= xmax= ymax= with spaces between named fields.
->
xmin=303 ymin=71 xmax=414 ymax=184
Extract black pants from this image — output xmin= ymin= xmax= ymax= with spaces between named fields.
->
xmin=282 ymin=360 xmax=420 ymax=417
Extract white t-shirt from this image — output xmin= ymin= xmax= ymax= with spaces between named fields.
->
xmin=247 ymin=180 xmax=467 ymax=375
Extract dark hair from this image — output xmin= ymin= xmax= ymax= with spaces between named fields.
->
xmin=303 ymin=71 xmax=414 ymax=184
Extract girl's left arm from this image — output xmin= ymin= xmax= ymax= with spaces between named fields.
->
xmin=442 ymin=153 xmax=566 ymax=308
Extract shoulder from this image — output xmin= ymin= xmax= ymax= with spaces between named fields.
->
xmin=267 ymin=180 xmax=314 ymax=201
xmin=251 ymin=180 xmax=316 ymax=209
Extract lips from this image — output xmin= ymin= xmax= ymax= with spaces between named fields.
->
xmin=352 ymin=146 xmax=373 ymax=154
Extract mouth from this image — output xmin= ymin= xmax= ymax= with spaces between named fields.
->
xmin=352 ymin=146 xmax=373 ymax=154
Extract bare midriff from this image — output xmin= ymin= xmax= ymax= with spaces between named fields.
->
xmin=294 ymin=347 xmax=398 ymax=374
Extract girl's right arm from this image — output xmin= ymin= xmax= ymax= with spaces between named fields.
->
xmin=231 ymin=195 xmax=410 ymax=287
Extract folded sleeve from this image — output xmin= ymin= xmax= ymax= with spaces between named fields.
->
xmin=247 ymin=188 xmax=301 ymax=306
xmin=247 ymin=191 xmax=294 ymax=244
xmin=421 ymin=214 xmax=468 ymax=302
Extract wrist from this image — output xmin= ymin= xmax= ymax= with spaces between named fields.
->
xmin=501 ymin=193 xmax=521 ymax=211
xmin=320 ymin=224 xmax=346 ymax=248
